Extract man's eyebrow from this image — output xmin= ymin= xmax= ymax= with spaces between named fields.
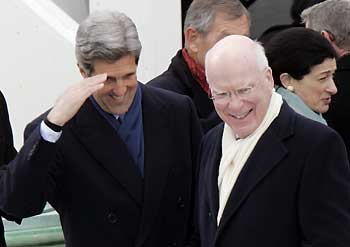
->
xmin=124 ymin=72 xmax=136 ymax=77
xmin=106 ymin=75 xmax=116 ymax=81
xmin=211 ymin=88 xmax=225 ymax=93
xmin=106 ymin=72 xmax=136 ymax=81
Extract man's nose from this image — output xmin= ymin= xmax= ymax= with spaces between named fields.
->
xmin=112 ymin=84 xmax=127 ymax=96
xmin=227 ymin=96 xmax=244 ymax=110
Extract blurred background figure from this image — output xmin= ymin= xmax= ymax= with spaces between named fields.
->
xmin=264 ymin=27 xmax=337 ymax=125
xmin=0 ymin=91 xmax=20 ymax=246
xmin=259 ymin=0 xmax=326 ymax=43
xmin=148 ymin=0 xmax=250 ymax=133
xmin=301 ymin=0 xmax=350 ymax=157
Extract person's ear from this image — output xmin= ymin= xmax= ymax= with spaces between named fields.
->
xmin=265 ymin=67 xmax=274 ymax=88
xmin=280 ymin=73 xmax=294 ymax=91
xmin=77 ymin=64 xmax=88 ymax=78
xmin=185 ymin=27 xmax=201 ymax=53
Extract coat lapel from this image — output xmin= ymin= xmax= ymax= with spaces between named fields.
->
xmin=71 ymin=99 xmax=143 ymax=205
xmin=136 ymin=85 xmax=173 ymax=246
xmin=204 ymin=125 xmax=224 ymax=222
xmin=216 ymin=103 xmax=295 ymax=237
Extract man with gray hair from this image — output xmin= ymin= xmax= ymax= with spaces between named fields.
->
xmin=148 ymin=0 xmax=250 ymax=133
xmin=0 ymin=10 xmax=202 ymax=246
xmin=194 ymin=34 xmax=350 ymax=247
xmin=302 ymin=0 xmax=350 ymax=157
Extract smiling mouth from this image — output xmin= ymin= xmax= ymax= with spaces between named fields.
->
xmin=109 ymin=94 xmax=124 ymax=100
xmin=230 ymin=109 xmax=253 ymax=119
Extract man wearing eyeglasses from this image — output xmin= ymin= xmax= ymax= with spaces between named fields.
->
xmin=194 ymin=35 xmax=350 ymax=247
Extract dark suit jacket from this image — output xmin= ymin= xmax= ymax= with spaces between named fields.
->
xmin=0 ymin=91 xmax=19 ymax=246
xmin=1 ymin=85 xmax=202 ymax=247
xmin=196 ymin=103 xmax=350 ymax=247
xmin=147 ymin=50 xmax=221 ymax=133
xmin=324 ymin=54 xmax=350 ymax=157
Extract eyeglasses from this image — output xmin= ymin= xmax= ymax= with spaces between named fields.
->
xmin=209 ymin=85 xmax=255 ymax=104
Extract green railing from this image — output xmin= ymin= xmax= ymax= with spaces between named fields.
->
xmin=5 ymin=227 xmax=64 ymax=247
xmin=4 ymin=204 xmax=64 ymax=247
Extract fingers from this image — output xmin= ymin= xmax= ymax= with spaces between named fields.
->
xmin=47 ymin=74 xmax=107 ymax=127
xmin=85 ymin=73 xmax=107 ymax=92
xmin=86 ymin=73 xmax=107 ymax=85
xmin=75 ymin=73 xmax=107 ymax=98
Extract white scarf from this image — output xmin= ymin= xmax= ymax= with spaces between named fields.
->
xmin=217 ymin=91 xmax=283 ymax=225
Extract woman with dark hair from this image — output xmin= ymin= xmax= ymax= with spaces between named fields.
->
xmin=0 ymin=91 xmax=18 ymax=246
xmin=264 ymin=27 xmax=337 ymax=125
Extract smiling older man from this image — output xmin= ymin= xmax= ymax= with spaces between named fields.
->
xmin=195 ymin=35 xmax=350 ymax=247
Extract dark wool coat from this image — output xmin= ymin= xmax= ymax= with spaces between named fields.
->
xmin=148 ymin=50 xmax=221 ymax=133
xmin=196 ymin=103 xmax=350 ymax=247
xmin=0 ymin=85 xmax=202 ymax=247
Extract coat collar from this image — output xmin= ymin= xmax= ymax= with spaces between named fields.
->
xmin=203 ymin=124 xmax=223 ymax=222
xmin=276 ymin=87 xmax=327 ymax=125
xmin=206 ymin=103 xmax=296 ymax=238
xmin=71 ymin=95 xmax=144 ymax=205
xmin=170 ymin=49 xmax=196 ymax=91
xmin=68 ymin=83 xmax=173 ymax=245
xmin=70 ymin=84 xmax=172 ymax=212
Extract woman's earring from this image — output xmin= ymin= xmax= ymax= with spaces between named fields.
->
xmin=287 ymin=85 xmax=294 ymax=92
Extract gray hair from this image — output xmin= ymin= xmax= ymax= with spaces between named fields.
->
xmin=75 ymin=10 xmax=142 ymax=74
xmin=184 ymin=0 xmax=250 ymax=36
xmin=301 ymin=0 xmax=350 ymax=50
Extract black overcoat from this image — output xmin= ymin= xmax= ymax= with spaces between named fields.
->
xmin=0 ymin=85 xmax=202 ymax=247
xmin=196 ymin=103 xmax=350 ymax=247
xmin=147 ymin=50 xmax=221 ymax=133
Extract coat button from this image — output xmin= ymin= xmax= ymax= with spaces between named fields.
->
xmin=208 ymin=211 xmax=212 ymax=217
xmin=171 ymin=242 xmax=177 ymax=246
xmin=177 ymin=196 xmax=185 ymax=209
xmin=107 ymin=212 xmax=117 ymax=224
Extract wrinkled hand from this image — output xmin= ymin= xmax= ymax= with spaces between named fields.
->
xmin=47 ymin=73 xmax=106 ymax=126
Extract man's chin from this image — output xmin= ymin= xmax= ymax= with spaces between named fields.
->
xmin=109 ymin=106 xmax=129 ymax=115
xmin=229 ymin=125 xmax=255 ymax=139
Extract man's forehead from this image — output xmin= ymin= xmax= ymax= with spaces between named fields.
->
xmin=209 ymin=54 xmax=260 ymax=79
xmin=211 ymin=72 xmax=259 ymax=88
xmin=210 ymin=62 xmax=263 ymax=88
xmin=91 ymin=55 xmax=137 ymax=73
xmin=210 ymin=13 xmax=250 ymax=36
xmin=206 ymin=35 xmax=260 ymax=80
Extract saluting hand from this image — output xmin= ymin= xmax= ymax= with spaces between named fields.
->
xmin=47 ymin=73 xmax=106 ymax=126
